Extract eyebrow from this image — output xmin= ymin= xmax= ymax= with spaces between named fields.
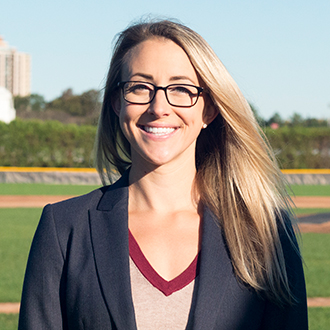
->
xmin=130 ymin=73 xmax=153 ymax=80
xmin=169 ymin=75 xmax=194 ymax=83
xmin=130 ymin=73 xmax=196 ymax=84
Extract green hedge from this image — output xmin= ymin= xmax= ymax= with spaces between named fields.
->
xmin=0 ymin=120 xmax=96 ymax=167
xmin=264 ymin=126 xmax=330 ymax=169
xmin=0 ymin=120 xmax=329 ymax=168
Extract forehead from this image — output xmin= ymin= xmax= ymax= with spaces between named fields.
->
xmin=121 ymin=37 xmax=199 ymax=82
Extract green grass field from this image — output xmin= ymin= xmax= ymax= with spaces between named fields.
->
xmin=289 ymin=184 xmax=330 ymax=196
xmin=0 ymin=183 xmax=329 ymax=329
xmin=295 ymin=208 xmax=330 ymax=215
xmin=1 ymin=183 xmax=330 ymax=196
xmin=307 ymin=308 xmax=330 ymax=330
xmin=0 ymin=314 xmax=19 ymax=330
xmin=0 ymin=183 xmax=101 ymax=195
xmin=301 ymin=233 xmax=330 ymax=297
xmin=0 ymin=208 xmax=329 ymax=301
xmin=0 ymin=209 xmax=41 ymax=302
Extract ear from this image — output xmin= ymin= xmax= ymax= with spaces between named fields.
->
xmin=202 ymin=98 xmax=218 ymax=126
xmin=111 ymin=95 xmax=121 ymax=117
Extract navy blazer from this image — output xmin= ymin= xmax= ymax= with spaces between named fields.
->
xmin=19 ymin=173 xmax=308 ymax=329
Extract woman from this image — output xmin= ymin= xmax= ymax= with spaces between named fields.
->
xmin=19 ymin=20 xmax=308 ymax=329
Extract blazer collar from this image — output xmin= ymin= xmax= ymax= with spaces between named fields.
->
xmin=90 ymin=172 xmax=233 ymax=330
xmin=97 ymin=170 xmax=130 ymax=211
xmin=186 ymin=207 xmax=234 ymax=330
xmin=89 ymin=172 xmax=137 ymax=330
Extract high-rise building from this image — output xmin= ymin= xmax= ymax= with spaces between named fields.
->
xmin=0 ymin=36 xmax=31 ymax=97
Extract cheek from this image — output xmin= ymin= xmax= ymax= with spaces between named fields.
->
xmin=189 ymin=106 xmax=205 ymax=127
xmin=118 ymin=109 xmax=138 ymax=142
xmin=119 ymin=115 xmax=130 ymax=138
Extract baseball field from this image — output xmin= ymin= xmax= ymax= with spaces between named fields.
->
xmin=0 ymin=183 xmax=329 ymax=329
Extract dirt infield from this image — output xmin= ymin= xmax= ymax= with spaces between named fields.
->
xmin=299 ymin=221 xmax=330 ymax=233
xmin=290 ymin=196 xmax=330 ymax=208
xmin=0 ymin=303 xmax=20 ymax=314
xmin=0 ymin=195 xmax=74 ymax=208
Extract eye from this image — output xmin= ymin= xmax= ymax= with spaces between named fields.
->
xmin=126 ymin=82 xmax=152 ymax=94
xmin=168 ymin=85 xmax=196 ymax=96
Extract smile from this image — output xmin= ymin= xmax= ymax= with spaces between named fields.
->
xmin=141 ymin=126 xmax=176 ymax=136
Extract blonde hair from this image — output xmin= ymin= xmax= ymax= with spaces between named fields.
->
xmin=95 ymin=19 xmax=299 ymax=305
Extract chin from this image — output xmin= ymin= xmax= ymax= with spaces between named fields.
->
xmin=145 ymin=156 xmax=173 ymax=167
xmin=134 ymin=151 xmax=176 ymax=168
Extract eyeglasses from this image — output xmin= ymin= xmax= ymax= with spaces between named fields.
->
xmin=117 ymin=81 xmax=204 ymax=108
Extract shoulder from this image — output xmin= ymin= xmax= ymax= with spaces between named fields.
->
xmin=49 ymin=170 xmax=130 ymax=216
xmin=41 ymin=171 xmax=129 ymax=228
xmin=35 ymin=186 xmax=110 ymax=242
xmin=35 ymin=180 xmax=128 ymax=251
xmin=277 ymin=211 xmax=300 ymax=259
xmin=50 ymin=185 xmax=109 ymax=214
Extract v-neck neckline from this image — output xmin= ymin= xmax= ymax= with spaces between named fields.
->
xmin=128 ymin=230 xmax=199 ymax=296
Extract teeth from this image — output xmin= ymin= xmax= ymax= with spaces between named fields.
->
xmin=143 ymin=126 xmax=176 ymax=135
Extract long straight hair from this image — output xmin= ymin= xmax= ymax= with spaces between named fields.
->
xmin=95 ymin=19 xmax=299 ymax=305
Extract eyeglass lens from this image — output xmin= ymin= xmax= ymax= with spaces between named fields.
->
xmin=122 ymin=81 xmax=200 ymax=107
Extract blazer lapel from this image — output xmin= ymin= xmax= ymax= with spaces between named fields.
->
xmin=89 ymin=173 xmax=234 ymax=330
xmin=89 ymin=173 xmax=137 ymax=330
xmin=186 ymin=207 xmax=234 ymax=330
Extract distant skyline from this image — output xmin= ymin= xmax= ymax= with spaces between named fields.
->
xmin=0 ymin=36 xmax=31 ymax=97
xmin=1 ymin=0 xmax=329 ymax=119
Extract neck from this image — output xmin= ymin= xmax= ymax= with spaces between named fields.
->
xmin=128 ymin=156 xmax=199 ymax=213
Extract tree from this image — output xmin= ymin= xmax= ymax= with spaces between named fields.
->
xmin=289 ymin=113 xmax=304 ymax=127
xmin=14 ymin=94 xmax=46 ymax=112
xmin=304 ymin=118 xmax=328 ymax=127
xmin=14 ymin=95 xmax=30 ymax=111
xmin=14 ymin=89 xmax=103 ymax=124
xmin=47 ymin=88 xmax=101 ymax=117
xmin=30 ymin=94 xmax=46 ymax=111
xmin=80 ymin=89 xmax=101 ymax=116
xmin=267 ymin=112 xmax=284 ymax=127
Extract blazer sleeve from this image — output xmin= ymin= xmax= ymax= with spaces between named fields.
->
xmin=260 ymin=216 xmax=308 ymax=330
xmin=18 ymin=204 xmax=66 ymax=330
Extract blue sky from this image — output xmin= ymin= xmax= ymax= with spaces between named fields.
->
xmin=1 ymin=0 xmax=329 ymax=119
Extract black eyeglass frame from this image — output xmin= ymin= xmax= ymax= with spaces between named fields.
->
xmin=117 ymin=81 xmax=204 ymax=108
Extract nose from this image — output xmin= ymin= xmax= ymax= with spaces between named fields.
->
xmin=147 ymin=88 xmax=171 ymax=117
